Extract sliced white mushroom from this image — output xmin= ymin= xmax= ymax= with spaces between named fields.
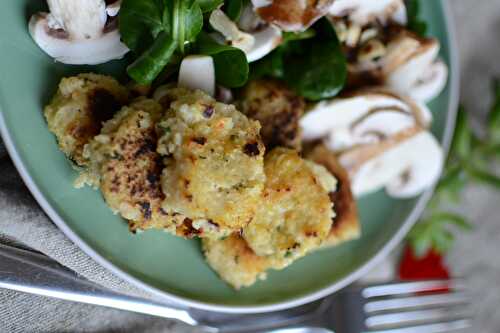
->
xmin=252 ymin=0 xmax=334 ymax=32
xmin=106 ymin=0 xmax=122 ymax=17
xmin=339 ymin=129 xmax=443 ymax=198
xmin=350 ymin=110 xmax=417 ymax=145
xmin=384 ymin=36 xmax=440 ymax=94
xmin=386 ymin=132 xmax=444 ymax=198
xmin=246 ymin=25 xmax=282 ymax=62
xmin=46 ymin=0 xmax=106 ymax=40
xmin=300 ymin=89 xmax=432 ymax=151
xmin=301 ymin=87 xmax=443 ymax=198
xmin=29 ymin=15 xmax=128 ymax=65
xmin=407 ymin=60 xmax=448 ymax=102
xmin=329 ymin=0 xmax=407 ymax=26
xmin=252 ymin=0 xmax=273 ymax=8
xmin=341 ymin=129 xmax=420 ymax=196
xmin=29 ymin=0 xmax=128 ymax=65
xmin=178 ymin=55 xmax=216 ymax=96
xmin=210 ymin=9 xmax=256 ymax=53
xmin=209 ymin=9 xmax=282 ymax=62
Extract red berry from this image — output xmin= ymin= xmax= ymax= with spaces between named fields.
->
xmin=398 ymin=246 xmax=450 ymax=280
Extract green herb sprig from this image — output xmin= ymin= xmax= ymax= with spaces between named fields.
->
xmin=408 ymin=80 xmax=500 ymax=257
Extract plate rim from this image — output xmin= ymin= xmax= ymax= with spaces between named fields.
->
xmin=0 ymin=0 xmax=460 ymax=314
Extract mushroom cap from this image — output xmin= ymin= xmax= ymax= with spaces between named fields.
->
xmin=178 ymin=55 xmax=216 ymax=96
xmin=106 ymin=0 xmax=121 ymax=17
xmin=246 ymin=25 xmax=282 ymax=62
xmin=47 ymin=0 xmax=107 ymax=40
xmin=398 ymin=60 xmax=448 ymax=103
xmin=338 ymin=127 xmax=443 ymax=198
xmin=337 ymin=127 xmax=404 ymax=196
xmin=385 ymin=35 xmax=441 ymax=94
xmin=300 ymin=88 xmax=432 ymax=148
xmin=210 ymin=9 xmax=282 ymax=62
xmin=252 ymin=0 xmax=335 ymax=32
xmin=329 ymin=0 xmax=407 ymax=26
xmin=385 ymin=131 xmax=443 ymax=198
xmin=210 ymin=9 xmax=256 ymax=53
xmin=29 ymin=13 xmax=129 ymax=65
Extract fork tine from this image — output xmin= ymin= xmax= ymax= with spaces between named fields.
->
xmin=365 ymin=307 xmax=471 ymax=328
xmin=364 ymin=292 xmax=469 ymax=313
xmin=362 ymin=280 xmax=466 ymax=298
xmin=367 ymin=318 xmax=472 ymax=333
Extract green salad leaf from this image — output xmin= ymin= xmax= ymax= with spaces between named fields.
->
xmin=168 ymin=0 xmax=203 ymax=52
xmin=250 ymin=20 xmax=346 ymax=100
xmin=223 ymin=0 xmax=248 ymax=21
xmin=119 ymin=0 xmax=168 ymax=52
xmin=127 ymin=33 xmax=178 ymax=85
xmin=406 ymin=0 xmax=428 ymax=36
xmin=198 ymin=0 xmax=224 ymax=13
xmin=249 ymin=49 xmax=285 ymax=80
xmin=120 ymin=0 xmax=204 ymax=84
xmin=283 ymin=19 xmax=347 ymax=100
xmin=196 ymin=33 xmax=249 ymax=87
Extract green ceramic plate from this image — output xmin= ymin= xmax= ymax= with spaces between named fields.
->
xmin=0 ymin=1 xmax=459 ymax=313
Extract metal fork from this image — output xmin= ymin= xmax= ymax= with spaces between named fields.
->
xmin=0 ymin=243 xmax=472 ymax=333
xmin=196 ymin=280 xmax=472 ymax=333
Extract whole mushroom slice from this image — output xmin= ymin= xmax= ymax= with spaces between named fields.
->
xmin=29 ymin=0 xmax=129 ymax=65
xmin=407 ymin=60 xmax=448 ymax=102
xmin=106 ymin=0 xmax=122 ymax=17
xmin=386 ymin=132 xmax=444 ymax=198
xmin=209 ymin=9 xmax=282 ymax=62
xmin=300 ymin=89 xmax=432 ymax=151
xmin=384 ymin=32 xmax=440 ymax=92
xmin=329 ymin=0 xmax=407 ymax=26
xmin=178 ymin=55 xmax=216 ymax=96
xmin=339 ymin=127 xmax=443 ymax=197
xmin=252 ymin=0 xmax=335 ymax=32
xmin=351 ymin=28 xmax=448 ymax=103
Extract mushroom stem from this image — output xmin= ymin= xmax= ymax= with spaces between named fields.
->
xmin=47 ymin=0 xmax=106 ymax=40
xmin=178 ymin=55 xmax=216 ymax=96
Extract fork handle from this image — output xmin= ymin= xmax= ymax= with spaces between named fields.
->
xmin=0 ymin=244 xmax=200 ymax=328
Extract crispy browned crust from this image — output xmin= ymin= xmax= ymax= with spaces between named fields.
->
xmin=306 ymin=144 xmax=361 ymax=247
xmin=256 ymin=0 xmax=334 ymax=31
xmin=239 ymin=79 xmax=304 ymax=151
xmin=202 ymin=234 xmax=271 ymax=290
xmin=44 ymin=74 xmax=129 ymax=166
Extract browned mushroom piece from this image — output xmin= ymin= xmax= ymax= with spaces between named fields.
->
xmin=305 ymin=144 xmax=361 ymax=247
xmin=238 ymin=79 xmax=305 ymax=151
xmin=253 ymin=0 xmax=335 ymax=32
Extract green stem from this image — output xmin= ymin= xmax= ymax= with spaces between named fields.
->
xmin=172 ymin=0 xmax=181 ymax=51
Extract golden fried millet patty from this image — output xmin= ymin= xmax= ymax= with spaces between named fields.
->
xmin=306 ymin=144 xmax=361 ymax=247
xmin=44 ymin=73 xmax=128 ymax=166
xmin=81 ymin=98 xmax=178 ymax=231
xmin=157 ymin=88 xmax=266 ymax=239
xmin=243 ymin=148 xmax=335 ymax=267
xmin=239 ymin=79 xmax=304 ymax=151
xmin=203 ymin=235 xmax=271 ymax=290
xmin=83 ymin=97 xmax=216 ymax=237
